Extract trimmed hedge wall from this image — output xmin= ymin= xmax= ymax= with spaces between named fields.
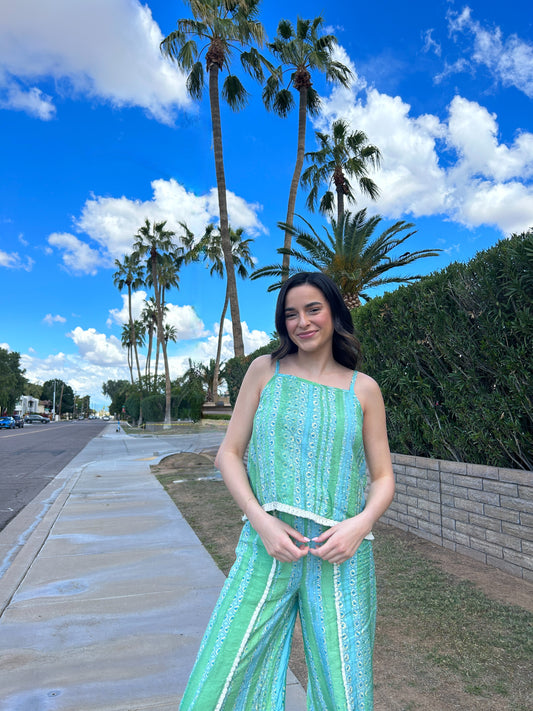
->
xmin=352 ymin=231 xmax=532 ymax=470
xmin=224 ymin=341 xmax=279 ymax=408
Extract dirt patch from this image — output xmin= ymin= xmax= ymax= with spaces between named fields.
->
xmin=378 ymin=525 xmax=533 ymax=614
xmin=156 ymin=452 xmax=532 ymax=711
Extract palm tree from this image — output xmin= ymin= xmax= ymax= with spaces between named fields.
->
xmin=140 ymin=297 xmax=158 ymax=388
xmin=120 ymin=321 xmax=145 ymax=386
xmin=301 ymin=118 xmax=382 ymax=225
xmin=133 ymin=219 xmax=183 ymax=426
xmin=251 ymin=210 xmax=441 ymax=308
xmin=194 ymin=223 xmax=254 ymax=399
xmin=120 ymin=324 xmax=135 ymax=385
xmin=197 ymin=358 xmax=217 ymax=401
xmin=263 ymin=17 xmax=352 ymax=279
xmin=161 ymin=0 xmax=269 ymax=357
xmin=113 ymin=253 xmax=144 ymax=391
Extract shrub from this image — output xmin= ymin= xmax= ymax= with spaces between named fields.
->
xmin=352 ymin=230 xmax=533 ymax=469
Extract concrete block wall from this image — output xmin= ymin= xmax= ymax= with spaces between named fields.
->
xmin=380 ymin=453 xmax=533 ymax=581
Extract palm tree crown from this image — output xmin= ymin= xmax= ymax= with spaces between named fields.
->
xmin=161 ymin=1 xmax=269 ymax=356
xmin=301 ymin=118 xmax=382 ymax=225
xmin=251 ymin=210 xmax=441 ymax=308
xmin=262 ymin=16 xmax=353 ymax=279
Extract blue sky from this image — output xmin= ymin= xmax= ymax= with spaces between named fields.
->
xmin=1 ymin=0 xmax=532 ymax=410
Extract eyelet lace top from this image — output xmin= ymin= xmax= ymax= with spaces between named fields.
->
xmin=247 ymin=361 xmax=372 ymax=538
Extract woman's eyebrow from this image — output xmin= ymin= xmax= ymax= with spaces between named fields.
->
xmin=284 ymin=301 xmax=322 ymax=313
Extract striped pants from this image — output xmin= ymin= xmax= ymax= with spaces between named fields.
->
xmin=180 ymin=514 xmax=376 ymax=710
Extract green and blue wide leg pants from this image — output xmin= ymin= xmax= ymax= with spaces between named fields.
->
xmin=179 ymin=514 xmax=376 ymax=710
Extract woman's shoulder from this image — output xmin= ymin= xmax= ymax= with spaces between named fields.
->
xmin=244 ymin=354 xmax=276 ymax=388
xmin=354 ymin=371 xmax=384 ymax=408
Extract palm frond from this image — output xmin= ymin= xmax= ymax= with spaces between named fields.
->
xmin=222 ymin=74 xmax=248 ymax=109
xmin=186 ymin=61 xmax=204 ymax=100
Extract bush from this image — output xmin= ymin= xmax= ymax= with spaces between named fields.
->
xmin=352 ymin=230 xmax=533 ymax=469
xmin=124 ymin=392 xmax=140 ymax=421
xmin=141 ymin=393 xmax=165 ymax=422
xmin=172 ymin=379 xmax=204 ymax=421
xmin=224 ymin=340 xmax=279 ymax=407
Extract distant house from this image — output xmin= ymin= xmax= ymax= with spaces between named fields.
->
xmin=14 ymin=396 xmax=40 ymax=416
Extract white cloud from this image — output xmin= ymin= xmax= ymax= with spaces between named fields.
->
xmin=0 ymin=0 xmax=190 ymax=123
xmin=446 ymin=96 xmax=533 ymax=182
xmin=0 ymin=249 xmax=34 ymax=271
xmin=165 ymin=304 xmax=208 ymax=341
xmin=48 ymin=232 xmax=105 ymax=275
xmin=315 ymin=63 xmax=533 ymax=235
xmin=192 ymin=319 xmax=270 ymax=362
xmin=20 ymin=316 xmax=268 ymax=409
xmin=106 ymin=291 xmax=207 ymax=341
xmin=107 ymin=290 xmax=149 ymax=327
xmin=0 ymin=79 xmax=55 ymax=119
xmin=20 ymin=349 xmax=128 ymax=408
xmin=47 ymin=178 xmax=266 ymax=274
xmin=68 ymin=326 xmax=126 ymax=367
xmin=422 ymin=29 xmax=442 ymax=57
xmin=446 ymin=7 xmax=533 ymax=98
xmin=43 ymin=313 xmax=67 ymax=326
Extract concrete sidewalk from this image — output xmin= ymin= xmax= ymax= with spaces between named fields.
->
xmin=0 ymin=425 xmax=307 ymax=711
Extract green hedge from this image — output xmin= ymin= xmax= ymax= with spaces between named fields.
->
xmin=225 ymin=340 xmax=279 ymax=407
xmin=352 ymin=230 xmax=532 ymax=470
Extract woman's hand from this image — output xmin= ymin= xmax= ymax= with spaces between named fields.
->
xmin=249 ymin=510 xmax=310 ymax=563
xmin=309 ymin=513 xmax=372 ymax=564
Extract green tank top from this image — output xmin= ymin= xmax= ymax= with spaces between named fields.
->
xmin=247 ymin=361 xmax=369 ymax=528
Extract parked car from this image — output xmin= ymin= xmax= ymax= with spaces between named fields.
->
xmin=24 ymin=414 xmax=50 ymax=424
xmin=0 ymin=416 xmax=16 ymax=429
xmin=12 ymin=415 xmax=24 ymax=428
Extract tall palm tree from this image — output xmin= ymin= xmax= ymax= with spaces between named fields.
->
xmin=120 ymin=324 xmax=134 ymax=385
xmin=120 ymin=321 xmax=145 ymax=386
xmin=251 ymin=210 xmax=441 ymax=308
xmin=113 ymin=253 xmax=144 ymax=391
xmin=140 ymin=297 xmax=158 ymax=388
xmin=263 ymin=17 xmax=352 ymax=279
xmin=301 ymin=118 xmax=382 ymax=225
xmin=133 ymin=219 xmax=182 ymax=426
xmin=161 ymin=0 xmax=268 ymax=357
xmin=194 ymin=224 xmax=254 ymax=399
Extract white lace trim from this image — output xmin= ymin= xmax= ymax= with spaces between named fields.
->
xmin=242 ymin=502 xmax=374 ymax=540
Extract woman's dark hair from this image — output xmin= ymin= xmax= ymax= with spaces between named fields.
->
xmin=271 ymin=271 xmax=361 ymax=370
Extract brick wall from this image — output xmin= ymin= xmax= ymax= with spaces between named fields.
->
xmin=380 ymin=454 xmax=533 ymax=581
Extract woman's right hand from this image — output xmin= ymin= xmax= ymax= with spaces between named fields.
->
xmin=249 ymin=509 xmax=310 ymax=563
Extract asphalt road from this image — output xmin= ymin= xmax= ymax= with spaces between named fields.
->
xmin=0 ymin=419 xmax=108 ymax=531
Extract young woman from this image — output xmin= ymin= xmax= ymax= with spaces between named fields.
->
xmin=180 ymin=272 xmax=395 ymax=711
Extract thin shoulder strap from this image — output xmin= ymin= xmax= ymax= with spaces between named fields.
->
xmin=275 ymin=360 xmax=280 ymax=374
xmin=350 ymin=370 xmax=358 ymax=391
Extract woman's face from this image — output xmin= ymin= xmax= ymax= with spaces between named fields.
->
xmin=283 ymin=284 xmax=334 ymax=353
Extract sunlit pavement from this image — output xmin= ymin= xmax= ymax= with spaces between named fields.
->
xmin=0 ymin=425 xmax=306 ymax=711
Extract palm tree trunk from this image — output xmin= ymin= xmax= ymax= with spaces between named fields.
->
xmin=128 ymin=284 xmax=143 ymax=425
xmin=145 ymin=326 xmax=153 ymax=385
xmin=282 ymin=86 xmax=308 ymax=279
xmin=208 ymin=64 xmax=244 ymax=357
xmin=337 ymin=186 xmax=345 ymax=226
xmin=151 ymin=258 xmax=172 ymax=427
xmin=127 ymin=345 xmax=134 ymax=385
xmin=213 ymin=285 xmax=230 ymax=401
xmin=161 ymin=335 xmax=172 ymax=426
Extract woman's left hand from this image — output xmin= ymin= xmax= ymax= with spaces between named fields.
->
xmin=309 ymin=513 xmax=372 ymax=564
